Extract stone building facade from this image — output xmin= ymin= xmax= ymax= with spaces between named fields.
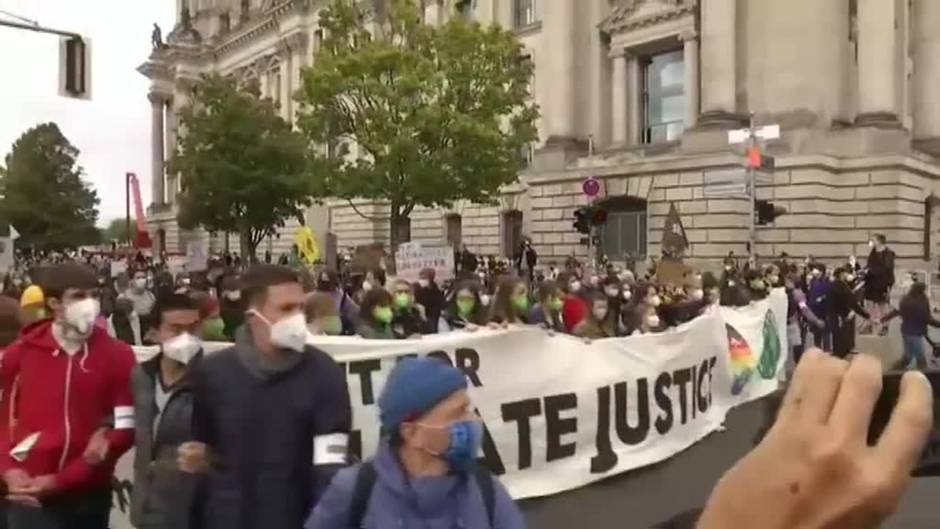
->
xmin=142 ymin=0 xmax=940 ymax=269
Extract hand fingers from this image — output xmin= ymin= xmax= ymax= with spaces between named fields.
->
xmin=798 ymin=351 xmax=849 ymax=425
xmin=876 ymin=370 xmax=933 ymax=474
xmin=828 ymin=354 xmax=883 ymax=437
xmin=775 ymin=348 xmax=819 ymax=425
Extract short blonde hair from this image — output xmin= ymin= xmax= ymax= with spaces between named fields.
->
xmin=305 ymin=292 xmax=338 ymax=322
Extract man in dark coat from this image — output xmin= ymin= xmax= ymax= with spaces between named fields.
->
xmin=862 ymin=233 xmax=895 ymax=336
xmin=131 ymin=294 xmax=204 ymax=529
xmin=183 ymin=265 xmax=352 ymax=529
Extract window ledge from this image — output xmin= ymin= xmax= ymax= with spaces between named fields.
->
xmin=514 ymin=21 xmax=542 ymax=37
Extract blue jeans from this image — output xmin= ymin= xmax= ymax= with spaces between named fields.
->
xmin=896 ymin=334 xmax=928 ymax=370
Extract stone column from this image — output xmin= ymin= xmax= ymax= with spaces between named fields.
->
xmin=610 ymin=47 xmax=628 ymax=145
xmin=148 ymin=92 xmax=166 ymax=206
xmin=280 ymin=51 xmax=293 ymax=122
xmin=164 ymin=96 xmax=177 ymax=205
xmin=680 ymin=30 xmax=700 ymax=130
xmin=542 ymin=0 xmax=577 ymax=142
xmin=627 ymin=52 xmax=642 ymax=145
xmin=699 ymin=0 xmax=738 ymax=126
xmin=913 ymin=0 xmax=940 ymax=140
xmin=856 ymin=0 xmax=898 ymax=126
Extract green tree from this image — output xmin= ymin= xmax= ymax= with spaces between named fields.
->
xmin=101 ymin=218 xmax=137 ymax=242
xmin=297 ymin=0 xmax=538 ymax=253
xmin=0 ymin=123 xmax=100 ymax=250
xmin=171 ymin=74 xmax=311 ymax=259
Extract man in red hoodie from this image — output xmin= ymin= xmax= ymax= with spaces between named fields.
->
xmin=0 ymin=263 xmax=136 ymax=529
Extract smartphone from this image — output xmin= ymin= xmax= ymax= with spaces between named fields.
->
xmin=868 ymin=369 xmax=940 ymax=477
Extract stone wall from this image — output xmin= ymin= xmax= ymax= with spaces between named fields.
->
xmin=328 ymin=154 xmax=940 ymax=269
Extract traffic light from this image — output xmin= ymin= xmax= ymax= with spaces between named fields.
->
xmin=59 ymin=36 xmax=91 ymax=100
xmin=573 ymin=207 xmax=591 ymax=234
xmin=755 ymin=200 xmax=787 ymax=225
xmin=591 ymin=208 xmax=608 ymax=226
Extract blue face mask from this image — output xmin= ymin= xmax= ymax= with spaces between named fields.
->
xmin=442 ymin=421 xmax=483 ymax=473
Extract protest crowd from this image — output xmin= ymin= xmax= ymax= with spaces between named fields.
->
xmin=0 ymin=232 xmax=930 ymax=529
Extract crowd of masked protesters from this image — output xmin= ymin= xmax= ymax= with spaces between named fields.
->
xmin=0 ymin=231 xmax=932 ymax=529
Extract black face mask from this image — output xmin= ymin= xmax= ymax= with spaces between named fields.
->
xmin=318 ymin=282 xmax=336 ymax=292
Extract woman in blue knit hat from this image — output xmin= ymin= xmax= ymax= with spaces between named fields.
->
xmin=304 ymin=357 xmax=525 ymax=529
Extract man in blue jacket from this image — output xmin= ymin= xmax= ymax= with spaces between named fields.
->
xmin=305 ymin=357 xmax=525 ymax=529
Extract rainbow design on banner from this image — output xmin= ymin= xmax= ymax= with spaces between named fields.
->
xmin=726 ymin=324 xmax=756 ymax=395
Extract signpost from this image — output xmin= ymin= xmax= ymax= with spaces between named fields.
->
xmin=728 ymin=118 xmax=780 ymax=255
xmin=581 ymin=177 xmax=601 ymax=268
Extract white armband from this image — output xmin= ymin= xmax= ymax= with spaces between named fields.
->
xmin=313 ymin=433 xmax=348 ymax=465
xmin=114 ymin=406 xmax=135 ymax=429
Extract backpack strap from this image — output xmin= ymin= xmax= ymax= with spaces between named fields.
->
xmin=348 ymin=462 xmax=378 ymax=528
xmin=472 ymin=466 xmax=496 ymax=528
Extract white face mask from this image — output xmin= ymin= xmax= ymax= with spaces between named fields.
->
xmin=869 ymin=240 xmax=875 ymax=248
xmin=622 ymin=289 xmax=632 ymax=301
xmin=133 ymin=278 xmax=147 ymax=290
xmin=163 ymin=333 xmax=202 ymax=365
xmin=569 ymin=281 xmax=582 ymax=293
xmin=592 ymin=308 xmax=608 ymax=321
xmin=225 ymin=291 xmax=242 ymax=301
xmin=692 ymin=288 xmax=704 ymax=300
xmin=418 ymin=279 xmax=430 ymax=288
xmin=253 ymin=311 xmax=308 ymax=352
xmin=589 ymin=276 xmax=600 ymax=286
xmin=604 ymin=287 xmax=619 ymax=298
xmin=64 ymin=298 xmax=100 ymax=336
xmin=846 ymin=274 xmax=856 ymax=282
xmin=649 ymin=295 xmax=662 ymax=307
xmin=646 ymin=314 xmax=661 ymax=328
xmin=811 ymin=269 xmax=822 ymax=278
xmin=480 ymin=294 xmax=491 ymax=307
xmin=362 ymin=281 xmax=373 ymax=292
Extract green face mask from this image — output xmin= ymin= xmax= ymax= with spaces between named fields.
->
xmin=456 ymin=299 xmax=476 ymax=316
xmin=320 ymin=315 xmax=343 ymax=336
xmin=374 ymin=306 xmax=394 ymax=324
xmin=512 ymin=294 xmax=529 ymax=312
xmin=203 ymin=318 xmax=225 ymax=339
xmin=394 ymin=293 xmax=412 ymax=310
xmin=549 ymin=297 xmax=564 ymax=312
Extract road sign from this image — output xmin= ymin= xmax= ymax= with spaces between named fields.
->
xmin=727 ymin=124 xmax=780 ymax=145
xmin=582 ymin=177 xmax=601 ymax=197
xmin=704 ymin=169 xmax=748 ymax=197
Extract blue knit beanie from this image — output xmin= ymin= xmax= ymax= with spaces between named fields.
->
xmin=379 ymin=357 xmax=467 ymax=433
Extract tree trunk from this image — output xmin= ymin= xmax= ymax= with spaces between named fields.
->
xmin=239 ymin=228 xmax=253 ymax=262
xmin=389 ymin=204 xmax=401 ymax=275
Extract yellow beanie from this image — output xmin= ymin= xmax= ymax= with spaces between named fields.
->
xmin=20 ymin=285 xmax=44 ymax=308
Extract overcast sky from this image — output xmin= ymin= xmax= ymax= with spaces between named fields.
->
xmin=0 ymin=0 xmax=175 ymax=226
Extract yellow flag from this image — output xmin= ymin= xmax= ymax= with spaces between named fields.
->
xmin=295 ymin=226 xmax=320 ymax=265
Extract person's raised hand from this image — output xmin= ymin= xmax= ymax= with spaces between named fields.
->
xmin=698 ymin=350 xmax=932 ymax=529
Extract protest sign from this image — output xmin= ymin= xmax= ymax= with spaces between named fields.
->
xmin=394 ymin=241 xmax=455 ymax=283
xmin=111 ymin=290 xmax=787 ymax=526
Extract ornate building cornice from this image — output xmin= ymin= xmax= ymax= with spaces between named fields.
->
xmin=600 ymin=0 xmax=697 ymax=36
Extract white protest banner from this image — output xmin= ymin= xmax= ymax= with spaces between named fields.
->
xmin=111 ymin=290 xmax=787 ymax=526
xmin=394 ymin=241 xmax=455 ymax=283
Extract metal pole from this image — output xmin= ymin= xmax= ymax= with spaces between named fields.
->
xmin=126 ymin=173 xmax=132 ymax=248
xmin=748 ymin=114 xmax=756 ymax=257
xmin=0 ymin=18 xmax=81 ymax=39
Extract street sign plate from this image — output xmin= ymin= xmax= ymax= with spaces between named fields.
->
xmin=727 ymin=129 xmax=749 ymax=144
xmin=727 ymin=124 xmax=781 ymax=144
xmin=755 ymin=124 xmax=780 ymax=140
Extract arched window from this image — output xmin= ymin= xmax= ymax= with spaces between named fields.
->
xmin=597 ymin=196 xmax=647 ymax=261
